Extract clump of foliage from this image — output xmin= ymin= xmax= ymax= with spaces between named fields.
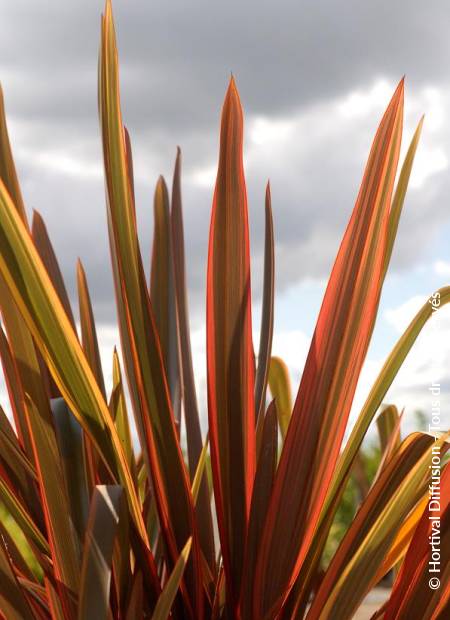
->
xmin=0 ymin=1 xmax=449 ymax=618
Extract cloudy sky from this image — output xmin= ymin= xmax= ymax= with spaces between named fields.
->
xmin=1 ymin=0 xmax=449 ymax=437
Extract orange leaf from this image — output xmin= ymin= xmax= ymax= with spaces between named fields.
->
xmin=253 ymin=80 xmax=404 ymax=617
xmin=206 ymin=76 xmax=256 ymax=609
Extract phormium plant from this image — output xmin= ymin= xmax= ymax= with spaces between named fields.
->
xmin=0 ymin=1 xmax=448 ymax=619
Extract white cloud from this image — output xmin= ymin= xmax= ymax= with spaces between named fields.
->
xmin=337 ymin=80 xmax=394 ymax=119
xmin=384 ymin=294 xmax=427 ymax=333
xmin=434 ymin=260 xmax=450 ymax=276
xmin=380 ymin=294 xmax=450 ymax=428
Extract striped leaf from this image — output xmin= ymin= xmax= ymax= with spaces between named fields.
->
xmin=0 ymin=177 xmax=146 ymax=547
xmin=150 ymin=175 xmax=181 ymax=424
xmin=100 ymin=3 xmax=202 ymax=615
xmin=207 ymin=76 xmax=256 ymax=608
xmin=171 ymin=147 xmax=216 ymax=572
xmin=255 ymin=183 xmax=275 ymax=423
xmin=253 ymin=80 xmax=404 ymax=618
xmin=151 ymin=538 xmax=192 ymax=620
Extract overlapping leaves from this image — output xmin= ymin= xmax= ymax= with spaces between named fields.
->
xmin=0 ymin=2 xmax=448 ymax=619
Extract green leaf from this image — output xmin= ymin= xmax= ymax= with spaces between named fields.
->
xmin=191 ymin=435 xmax=209 ymax=505
xmin=0 ymin=176 xmax=146 ymax=546
xmin=0 ymin=478 xmax=49 ymax=557
xmin=100 ymin=3 xmax=202 ymax=614
xmin=268 ymin=356 xmax=292 ymax=439
xmin=109 ymin=348 xmax=137 ymax=486
xmin=151 ymin=537 xmax=192 ymax=620
xmin=325 ymin=287 xmax=450 ymax=521
xmin=307 ymin=433 xmax=449 ymax=619
xmin=0 ymin=537 xmax=34 ymax=620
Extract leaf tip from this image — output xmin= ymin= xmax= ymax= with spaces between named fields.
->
xmin=31 ymin=209 xmax=43 ymax=233
xmin=225 ymin=74 xmax=242 ymax=114
xmin=76 ymin=258 xmax=86 ymax=282
xmin=417 ymin=114 xmax=425 ymax=131
xmin=155 ymin=175 xmax=169 ymax=205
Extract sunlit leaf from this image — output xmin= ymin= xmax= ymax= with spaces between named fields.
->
xmin=100 ymin=3 xmax=202 ymax=614
xmin=151 ymin=537 xmax=192 ymax=620
xmin=268 ymin=356 xmax=292 ymax=439
xmin=306 ymin=433 xmax=446 ymax=618
xmin=207 ymin=76 xmax=256 ymax=607
xmin=0 ymin=537 xmax=34 ymax=620
xmin=254 ymin=80 xmax=404 ymax=619
xmin=0 ymin=177 xmax=146 ymax=548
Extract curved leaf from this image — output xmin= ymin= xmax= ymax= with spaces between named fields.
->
xmin=0 ymin=537 xmax=34 ymax=620
xmin=254 ymin=80 xmax=404 ymax=618
xmin=268 ymin=356 xmax=292 ymax=439
xmin=100 ymin=3 xmax=202 ymax=614
xmin=151 ymin=537 xmax=192 ymax=620
xmin=382 ymin=461 xmax=450 ymax=620
xmin=0 ymin=177 xmax=146 ymax=548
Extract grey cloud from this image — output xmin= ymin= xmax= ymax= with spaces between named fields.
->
xmin=1 ymin=0 xmax=450 ymax=325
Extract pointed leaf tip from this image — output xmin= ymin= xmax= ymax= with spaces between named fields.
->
xmin=31 ymin=208 xmax=41 ymax=223
xmin=225 ymin=75 xmax=242 ymax=109
xmin=396 ymin=76 xmax=405 ymax=97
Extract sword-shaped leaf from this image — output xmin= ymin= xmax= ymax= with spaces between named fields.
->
xmin=77 ymin=260 xmax=106 ymax=398
xmin=171 ymin=147 xmax=216 ymax=572
xmin=99 ymin=3 xmax=202 ymax=614
xmin=151 ymin=537 xmax=192 ymax=620
xmin=77 ymin=485 xmax=122 ymax=620
xmin=32 ymin=210 xmax=76 ymax=330
xmin=207 ymin=76 xmax=256 ymax=608
xmin=306 ymin=432 xmax=447 ymax=618
xmin=150 ymin=175 xmax=181 ymax=424
xmin=255 ymin=183 xmax=275 ymax=423
xmin=0 ymin=537 xmax=34 ymax=620
xmin=268 ymin=356 xmax=292 ymax=439
xmin=110 ymin=348 xmax=137 ymax=486
xmin=253 ymin=80 xmax=404 ymax=617
xmin=0 ymin=177 xmax=146 ymax=548
xmin=382 ymin=461 xmax=450 ymax=620
xmin=241 ymin=401 xmax=278 ymax=617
